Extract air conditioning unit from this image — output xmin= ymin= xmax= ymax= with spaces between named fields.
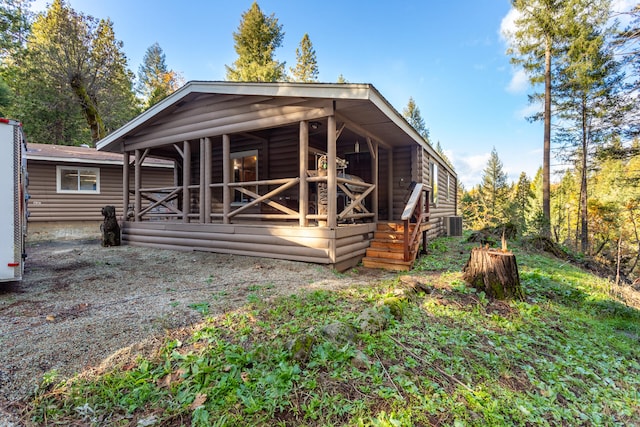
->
xmin=446 ymin=216 xmax=463 ymax=237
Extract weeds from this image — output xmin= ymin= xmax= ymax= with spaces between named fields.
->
xmin=26 ymin=236 xmax=640 ymax=426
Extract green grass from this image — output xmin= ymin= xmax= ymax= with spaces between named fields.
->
xmin=26 ymin=237 xmax=640 ymax=426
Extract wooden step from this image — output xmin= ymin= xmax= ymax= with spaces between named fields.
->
xmin=364 ymin=248 xmax=405 ymax=260
xmin=362 ymin=256 xmax=413 ymax=271
xmin=376 ymin=222 xmax=415 ymax=233
xmin=370 ymin=240 xmax=404 ymax=250
xmin=374 ymin=231 xmax=407 ymax=240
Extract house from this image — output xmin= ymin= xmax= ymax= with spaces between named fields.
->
xmin=26 ymin=143 xmax=174 ymax=241
xmin=97 ymin=82 xmax=457 ymax=270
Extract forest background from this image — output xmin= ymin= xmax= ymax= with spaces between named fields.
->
xmin=1 ymin=0 xmax=640 ymax=284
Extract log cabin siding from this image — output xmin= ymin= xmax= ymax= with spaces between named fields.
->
xmin=391 ymin=146 xmax=413 ymax=220
xmin=126 ymin=96 xmax=333 ymax=151
xmin=28 ymin=160 xmax=174 ymax=222
xmin=96 ymin=82 xmax=458 ymax=270
xmin=122 ymin=221 xmax=375 ymax=270
xmin=419 ymin=151 xmax=457 ymax=238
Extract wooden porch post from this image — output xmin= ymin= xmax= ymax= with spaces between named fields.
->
xmin=372 ymin=139 xmax=379 ymax=223
xmin=387 ymin=148 xmax=394 ymax=220
xmin=134 ymin=149 xmax=141 ymax=221
xmin=222 ymin=134 xmax=231 ymax=224
xmin=199 ymin=138 xmax=206 ymax=223
xmin=182 ymin=140 xmax=191 ymax=223
xmin=299 ymin=120 xmax=309 ymax=227
xmin=204 ymin=137 xmax=212 ymax=223
xmin=327 ymin=114 xmax=337 ymax=230
xmin=123 ymin=151 xmax=129 ymax=222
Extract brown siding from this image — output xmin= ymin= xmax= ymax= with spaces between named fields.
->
xmin=27 ymin=160 xmax=173 ymax=222
xmin=423 ymin=151 xmax=457 ymax=238
xmin=123 ymin=221 xmax=375 ymax=270
xmin=391 ymin=146 xmax=413 ymax=220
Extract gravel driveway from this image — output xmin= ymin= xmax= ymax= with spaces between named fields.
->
xmin=0 ymin=240 xmax=392 ymax=425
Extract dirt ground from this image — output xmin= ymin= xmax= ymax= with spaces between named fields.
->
xmin=0 ymin=240 xmax=393 ymax=425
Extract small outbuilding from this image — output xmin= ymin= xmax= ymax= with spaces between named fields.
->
xmin=97 ymin=82 xmax=457 ymax=270
xmin=26 ymin=143 xmax=174 ymax=241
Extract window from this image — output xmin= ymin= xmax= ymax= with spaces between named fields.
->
xmin=231 ymin=150 xmax=258 ymax=203
xmin=430 ymin=162 xmax=438 ymax=205
xmin=56 ymin=166 xmax=100 ymax=193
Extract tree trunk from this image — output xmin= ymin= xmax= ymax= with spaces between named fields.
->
xmin=462 ymin=247 xmax=524 ymax=300
xmin=543 ymin=35 xmax=552 ymax=237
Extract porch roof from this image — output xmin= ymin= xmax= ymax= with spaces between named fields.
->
xmin=96 ymin=81 xmax=453 ymax=175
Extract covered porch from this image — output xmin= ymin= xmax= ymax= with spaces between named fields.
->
xmin=99 ymin=82 xmax=432 ymax=270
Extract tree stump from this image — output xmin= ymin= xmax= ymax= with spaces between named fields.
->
xmin=462 ymin=247 xmax=524 ymax=300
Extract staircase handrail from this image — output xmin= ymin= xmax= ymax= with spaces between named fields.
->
xmin=400 ymin=183 xmax=430 ymax=261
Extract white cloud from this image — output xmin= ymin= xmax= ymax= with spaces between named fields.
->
xmin=507 ymin=68 xmax=528 ymax=93
xmin=452 ymin=152 xmax=491 ymax=188
xmin=499 ymin=7 xmax=520 ymax=43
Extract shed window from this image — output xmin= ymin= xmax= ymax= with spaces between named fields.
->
xmin=56 ymin=166 xmax=100 ymax=194
xmin=231 ymin=150 xmax=258 ymax=203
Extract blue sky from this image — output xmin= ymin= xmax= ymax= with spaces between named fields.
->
xmin=32 ymin=0 xmax=548 ymax=188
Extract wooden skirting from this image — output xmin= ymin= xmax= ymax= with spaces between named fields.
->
xmin=122 ymin=221 xmax=375 ymax=271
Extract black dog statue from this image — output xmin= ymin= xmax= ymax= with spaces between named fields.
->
xmin=100 ymin=205 xmax=121 ymax=247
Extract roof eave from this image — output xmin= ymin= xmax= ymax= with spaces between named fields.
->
xmin=96 ymin=81 xmax=374 ymax=153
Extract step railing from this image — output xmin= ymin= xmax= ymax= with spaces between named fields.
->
xmin=400 ymin=183 xmax=430 ymax=261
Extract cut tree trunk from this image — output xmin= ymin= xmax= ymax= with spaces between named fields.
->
xmin=462 ymin=247 xmax=524 ymax=300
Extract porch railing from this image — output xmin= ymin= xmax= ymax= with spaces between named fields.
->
xmin=400 ymin=183 xmax=430 ymax=261
xmin=133 ymin=173 xmax=375 ymax=223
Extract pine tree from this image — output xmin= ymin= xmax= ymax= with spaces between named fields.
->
xmin=402 ymin=97 xmax=429 ymax=141
xmin=225 ymin=2 xmax=285 ymax=82
xmin=290 ymin=33 xmax=318 ymax=82
xmin=0 ymin=0 xmax=32 ymax=61
xmin=507 ymin=0 xmax=574 ymax=236
xmin=511 ymin=172 xmax=534 ymax=235
xmin=552 ymin=0 xmax=621 ymax=253
xmin=138 ymin=42 xmax=183 ymax=108
xmin=479 ymin=147 xmax=510 ymax=226
xmin=21 ymin=0 xmax=136 ymax=144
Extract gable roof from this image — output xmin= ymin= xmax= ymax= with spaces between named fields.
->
xmin=96 ymin=81 xmax=454 ymax=176
xmin=27 ymin=142 xmax=172 ymax=167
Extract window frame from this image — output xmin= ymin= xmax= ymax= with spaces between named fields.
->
xmin=56 ymin=166 xmax=101 ymax=194
xmin=231 ymin=150 xmax=258 ymax=204
xmin=430 ymin=162 xmax=438 ymax=206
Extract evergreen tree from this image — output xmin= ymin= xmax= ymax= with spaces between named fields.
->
xmin=290 ymin=33 xmax=318 ymax=82
xmin=552 ymin=0 xmax=621 ymax=253
xmin=479 ymin=147 xmax=510 ymax=226
xmin=402 ymin=97 xmax=430 ymax=141
xmin=511 ymin=172 xmax=534 ymax=235
xmin=336 ymin=74 xmax=348 ymax=83
xmin=225 ymin=2 xmax=285 ymax=82
xmin=461 ymin=185 xmax=487 ymax=230
xmin=507 ymin=0 xmax=574 ymax=236
xmin=0 ymin=0 xmax=32 ymax=61
xmin=528 ymin=167 xmax=546 ymax=234
xmin=19 ymin=0 xmax=137 ymax=144
xmin=138 ymin=42 xmax=183 ymax=108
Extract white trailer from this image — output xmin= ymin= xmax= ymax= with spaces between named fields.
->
xmin=0 ymin=118 xmax=28 ymax=282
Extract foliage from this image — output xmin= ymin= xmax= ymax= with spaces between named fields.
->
xmin=510 ymin=172 xmax=534 ymax=235
xmin=26 ymin=237 xmax=640 ymax=426
xmin=225 ymin=2 xmax=286 ymax=82
xmin=0 ymin=0 xmax=32 ymax=61
xmin=3 ymin=0 xmax=137 ymax=145
xmin=401 ymin=97 xmax=429 ymax=141
xmin=479 ymin=147 xmax=510 ymax=227
xmin=289 ymin=33 xmax=318 ymax=83
xmin=137 ymin=42 xmax=184 ymax=109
